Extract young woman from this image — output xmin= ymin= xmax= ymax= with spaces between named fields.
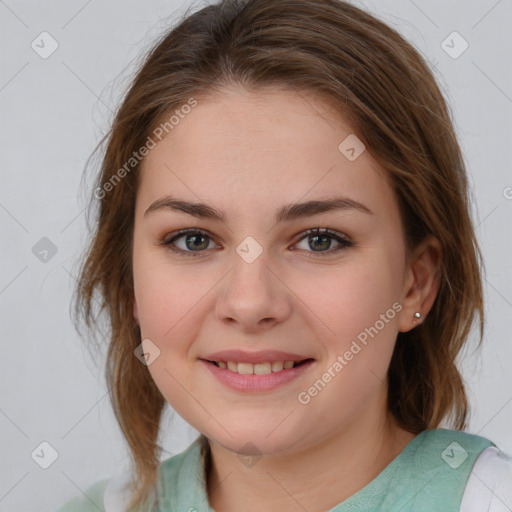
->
xmin=57 ymin=0 xmax=512 ymax=510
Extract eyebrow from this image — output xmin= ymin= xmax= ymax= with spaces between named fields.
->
xmin=144 ymin=195 xmax=373 ymax=222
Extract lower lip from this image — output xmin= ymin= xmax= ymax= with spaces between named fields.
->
xmin=200 ymin=359 xmax=315 ymax=392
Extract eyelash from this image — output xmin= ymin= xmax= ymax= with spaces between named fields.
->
xmin=159 ymin=227 xmax=353 ymax=258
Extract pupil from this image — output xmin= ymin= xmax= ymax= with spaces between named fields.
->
xmin=187 ymin=234 xmax=208 ymax=251
xmin=310 ymin=234 xmax=330 ymax=251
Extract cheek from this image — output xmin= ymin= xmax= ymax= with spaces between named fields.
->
xmin=295 ymin=259 xmax=403 ymax=416
xmin=132 ymin=256 xmax=208 ymax=416
xmin=132 ymin=255 xmax=219 ymax=372
xmin=293 ymin=254 xmax=403 ymax=345
xmin=132 ymin=247 xmax=197 ymax=342
xmin=292 ymin=252 xmax=405 ymax=405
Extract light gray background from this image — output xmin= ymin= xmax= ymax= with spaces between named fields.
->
xmin=0 ymin=1 xmax=511 ymax=511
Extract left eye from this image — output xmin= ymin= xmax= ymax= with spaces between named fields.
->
xmin=160 ymin=227 xmax=352 ymax=257
xmin=294 ymin=228 xmax=353 ymax=256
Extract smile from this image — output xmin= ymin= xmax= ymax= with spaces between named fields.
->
xmin=201 ymin=358 xmax=315 ymax=392
xmin=210 ymin=360 xmax=309 ymax=374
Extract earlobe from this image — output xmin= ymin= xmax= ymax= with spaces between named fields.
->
xmin=398 ymin=235 xmax=442 ymax=333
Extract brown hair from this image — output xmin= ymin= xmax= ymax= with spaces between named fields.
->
xmin=72 ymin=0 xmax=484 ymax=508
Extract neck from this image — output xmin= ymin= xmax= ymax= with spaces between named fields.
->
xmin=205 ymin=401 xmax=417 ymax=512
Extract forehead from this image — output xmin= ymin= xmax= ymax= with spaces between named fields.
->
xmin=136 ymin=86 xmax=396 ymax=221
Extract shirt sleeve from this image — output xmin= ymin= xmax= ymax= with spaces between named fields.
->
xmin=460 ymin=446 xmax=512 ymax=512
xmin=55 ymin=479 xmax=109 ymax=512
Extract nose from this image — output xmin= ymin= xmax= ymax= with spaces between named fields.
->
xmin=214 ymin=244 xmax=292 ymax=333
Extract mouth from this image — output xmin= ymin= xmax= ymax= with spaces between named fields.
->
xmin=204 ymin=358 xmax=314 ymax=375
xmin=200 ymin=356 xmax=316 ymax=393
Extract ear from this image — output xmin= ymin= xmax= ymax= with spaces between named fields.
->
xmin=133 ymin=296 xmax=140 ymax=326
xmin=398 ymin=235 xmax=442 ymax=333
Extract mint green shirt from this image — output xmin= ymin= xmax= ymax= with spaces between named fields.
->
xmin=56 ymin=428 xmax=495 ymax=511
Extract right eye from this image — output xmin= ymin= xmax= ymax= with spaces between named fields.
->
xmin=160 ymin=228 xmax=219 ymax=257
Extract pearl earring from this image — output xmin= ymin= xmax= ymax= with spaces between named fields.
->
xmin=414 ymin=312 xmax=421 ymax=319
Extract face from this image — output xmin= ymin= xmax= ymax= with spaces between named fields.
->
xmin=131 ymin=85 xmax=423 ymax=456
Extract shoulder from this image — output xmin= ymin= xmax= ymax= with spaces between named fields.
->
xmin=55 ymin=478 xmax=109 ymax=512
xmin=54 ymin=437 xmax=206 ymax=512
xmin=403 ymin=427 xmax=496 ymax=471
xmin=418 ymin=427 xmax=496 ymax=451
xmin=410 ymin=427 xmax=499 ymax=467
xmin=460 ymin=445 xmax=512 ymax=512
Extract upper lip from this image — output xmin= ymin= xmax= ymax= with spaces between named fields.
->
xmin=201 ymin=350 xmax=314 ymax=364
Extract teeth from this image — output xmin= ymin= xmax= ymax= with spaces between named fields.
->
xmin=214 ymin=360 xmax=300 ymax=375
xmin=271 ymin=361 xmax=284 ymax=372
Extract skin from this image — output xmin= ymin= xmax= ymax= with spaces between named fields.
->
xmin=132 ymin=85 xmax=442 ymax=512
